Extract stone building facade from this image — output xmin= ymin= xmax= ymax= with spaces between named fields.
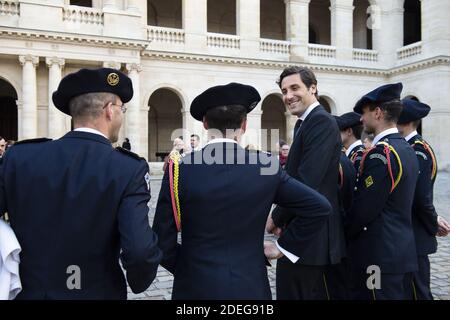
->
xmin=0 ymin=0 xmax=449 ymax=167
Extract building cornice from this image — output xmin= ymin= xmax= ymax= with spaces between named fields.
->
xmin=142 ymin=51 xmax=450 ymax=76
xmin=0 ymin=27 xmax=148 ymax=50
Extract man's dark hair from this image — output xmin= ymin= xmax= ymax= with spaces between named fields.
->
xmin=276 ymin=66 xmax=319 ymax=98
xmin=204 ymin=105 xmax=247 ymax=136
xmin=351 ymin=124 xmax=363 ymax=140
xmin=367 ymin=100 xmax=403 ymax=123
xmin=190 ymin=134 xmax=200 ymax=140
xmin=412 ymin=119 xmax=421 ymax=129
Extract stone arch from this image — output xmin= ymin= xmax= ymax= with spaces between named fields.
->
xmin=404 ymin=0 xmax=421 ymax=46
xmin=261 ymin=93 xmax=286 ymax=152
xmin=0 ymin=76 xmax=19 ymax=141
xmin=318 ymin=94 xmax=337 ymax=115
xmin=353 ymin=0 xmax=373 ymax=49
xmin=147 ymin=86 xmax=184 ymax=161
xmin=260 ymin=0 xmax=286 ymax=40
xmin=207 ymin=0 xmax=236 ymax=35
xmin=147 ymin=0 xmax=182 ymax=28
xmin=309 ymin=0 xmax=331 ymax=45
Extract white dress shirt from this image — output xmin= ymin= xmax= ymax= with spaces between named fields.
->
xmin=0 ymin=219 xmax=22 ymax=300
xmin=345 ymin=140 xmax=364 ymax=157
xmin=404 ymin=130 xmax=419 ymax=142
xmin=372 ymin=127 xmax=399 ymax=146
xmin=74 ymin=127 xmax=108 ymax=140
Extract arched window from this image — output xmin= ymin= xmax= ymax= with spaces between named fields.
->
xmin=260 ymin=0 xmax=286 ymax=40
xmin=308 ymin=0 xmax=331 ymax=45
xmin=207 ymin=0 xmax=236 ymax=35
xmin=404 ymin=0 xmax=421 ymax=45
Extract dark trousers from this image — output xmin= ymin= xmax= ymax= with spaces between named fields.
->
xmin=405 ymin=255 xmax=433 ymax=300
xmin=325 ymin=258 xmax=351 ymax=300
xmin=276 ymin=257 xmax=328 ymax=300
xmin=352 ymin=272 xmax=409 ymax=300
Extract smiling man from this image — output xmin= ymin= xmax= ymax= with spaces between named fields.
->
xmin=268 ymin=66 xmax=345 ymax=299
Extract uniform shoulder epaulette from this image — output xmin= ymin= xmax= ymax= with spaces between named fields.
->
xmin=14 ymin=138 xmax=52 ymax=145
xmin=115 ymin=146 xmax=145 ymax=161
xmin=411 ymin=139 xmax=437 ymax=180
xmin=359 ymin=139 xmax=403 ymax=193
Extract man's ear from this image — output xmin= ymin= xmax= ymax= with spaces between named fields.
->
xmin=309 ymin=84 xmax=317 ymax=95
xmin=203 ymin=117 xmax=208 ymax=130
xmin=105 ymin=102 xmax=113 ymax=120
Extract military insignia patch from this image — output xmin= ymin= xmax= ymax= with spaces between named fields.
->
xmin=144 ymin=172 xmax=150 ymax=191
xmin=107 ymin=72 xmax=119 ymax=86
xmin=415 ymin=151 xmax=428 ymax=160
xmin=365 ymin=175 xmax=374 ymax=188
xmin=369 ymin=153 xmax=387 ymax=164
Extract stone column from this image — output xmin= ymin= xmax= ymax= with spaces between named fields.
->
xmin=330 ymin=0 xmax=354 ymax=60
xmin=19 ymin=55 xmax=39 ymax=140
xmin=285 ymin=0 xmax=310 ymax=61
xmin=285 ymin=111 xmax=297 ymax=145
xmin=127 ymin=0 xmax=140 ymax=13
xmin=237 ymin=0 xmax=260 ymax=56
xmin=371 ymin=0 xmax=404 ymax=66
xmin=102 ymin=0 xmax=117 ymax=10
xmin=420 ymin=0 xmax=450 ymax=58
xmin=244 ymin=110 xmax=262 ymax=150
xmin=125 ymin=63 xmax=142 ymax=155
xmin=182 ymin=0 xmax=207 ymax=53
xmin=46 ymin=57 xmax=66 ymax=139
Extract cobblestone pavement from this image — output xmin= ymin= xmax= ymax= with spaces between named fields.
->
xmin=128 ymin=172 xmax=450 ymax=300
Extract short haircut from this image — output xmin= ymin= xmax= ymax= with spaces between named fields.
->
xmin=204 ymin=105 xmax=247 ymax=136
xmin=69 ymin=92 xmax=117 ymax=120
xmin=190 ymin=134 xmax=200 ymax=140
xmin=276 ymin=66 xmax=319 ymax=98
xmin=351 ymin=124 xmax=363 ymax=140
xmin=367 ymin=99 xmax=403 ymax=123
xmin=412 ymin=119 xmax=421 ymax=129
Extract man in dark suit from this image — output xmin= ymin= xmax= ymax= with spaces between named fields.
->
xmin=0 ymin=68 xmax=162 ymax=299
xmin=335 ymin=112 xmax=365 ymax=172
xmin=153 ymin=82 xmax=332 ymax=300
xmin=397 ymin=98 xmax=450 ymax=299
xmin=268 ymin=66 xmax=345 ymax=299
xmin=347 ymin=83 xmax=419 ymax=300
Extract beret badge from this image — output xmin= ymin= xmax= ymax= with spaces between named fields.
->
xmin=107 ymin=73 xmax=120 ymax=86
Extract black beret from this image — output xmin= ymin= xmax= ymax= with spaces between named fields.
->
xmin=52 ymin=68 xmax=133 ymax=116
xmin=334 ymin=112 xmax=362 ymax=131
xmin=397 ymin=98 xmax=431 ymax=124
xmin=190 ymin=82 xmax=261 ymax=121
xmin=354 ymin=83 xmax=403 ymax=114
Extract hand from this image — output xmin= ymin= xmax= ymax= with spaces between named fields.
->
xmin=437 ymin=216 xmax=450 ymax=237
xmin=264 ymin=241 xmax=284 ymax=260
xmin=266 ymin=212 xmax=283 ymax=236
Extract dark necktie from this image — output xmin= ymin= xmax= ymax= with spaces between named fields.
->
xmin=293 ymin=119 xmax=303 ymax=139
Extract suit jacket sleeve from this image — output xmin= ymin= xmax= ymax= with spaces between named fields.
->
xmin=118 ymin=160 xmax=162 ymax=294
xmin=412 ymin=144 xmax=439 ymax=235
xmin=347 ymin=150 xmax=390 ymax=239
xmin=152 ymin=166 xmax=179 ymax=274
xmin=275 ymin=169 xmax=331 ymax=258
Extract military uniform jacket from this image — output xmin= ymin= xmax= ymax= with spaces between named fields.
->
xmin=408 ymin=134 xmax=438 ymax=255
xmin=153 ymin=142 xmax=331 ymax=300
xmin=0 ymin=131 xmax=162 ymax=299
xmin=347 ymin=133 xmax=419 ymax=274
xmin=339 ymin=152 xmax=357 ymax=219
xmin=272 ymin=105 xmax=345 ymax=265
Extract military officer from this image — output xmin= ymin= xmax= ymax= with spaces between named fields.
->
xmin=347 ymin=83 xmax=419 ymax=300
xmin=152 ymin=82 xmax=332 ymax=300
xmin=335 ymin=112 xmax=365 ymax=172
xmin=0 ymin=68 xmax=162 ymax=299
xmin=397 ymin=98 xmax=450 ymax=299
